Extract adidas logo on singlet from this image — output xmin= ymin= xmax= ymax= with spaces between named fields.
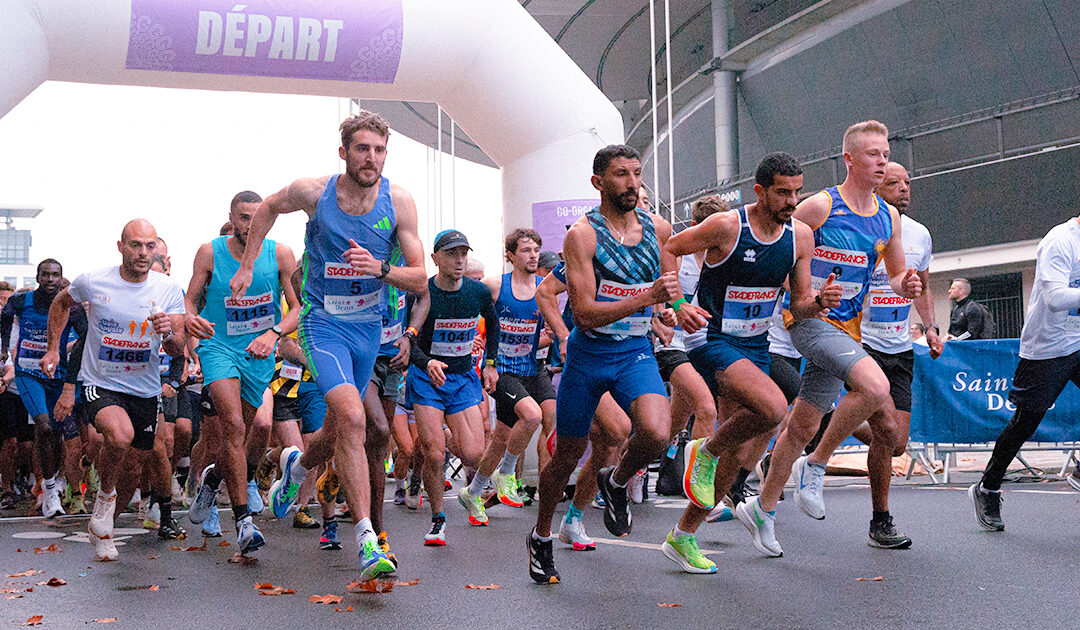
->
xmin=743 ymin=249 xmax=757 ymax=263
xmin=375 ymin=217 xmax=392 ymax=230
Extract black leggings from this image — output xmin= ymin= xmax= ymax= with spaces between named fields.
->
xmin=981 ymin=406 xmax=1046 ymax=491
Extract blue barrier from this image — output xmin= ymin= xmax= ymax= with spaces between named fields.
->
xmin=911 ymin=339 xmax=1080 ymax=443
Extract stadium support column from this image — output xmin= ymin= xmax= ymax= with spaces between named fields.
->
xmin=712 ymin=0 xmax=737 ymax=183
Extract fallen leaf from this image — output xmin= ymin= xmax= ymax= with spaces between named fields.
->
xmin=1 ymin=588 xmax=28 ymax=593
xmin=464 ymin=584 xmax=502 ymax=590
xmin=333 ymin=606 xmax=355 ymax=612
xmin=183 ymin=540 xmax=207 ymax=552
xmin=33 ymin=544 xmax=61 ymax=554
xmin=394 ymin=578 xmax=420 ymax=587
xmin=347 ymin=578 xmax=394 ymax=593
xmin=254 ymin=583 xmax=295 ymax=596
xmin=23 ymin=616 xmax=43 ymax=626
xmin=169 ymin=546 xmax=181 ymax=551
xmin=93 ymin=619 xmax=118 ymax=624
xmin=6 ymin=594 xmax=23 ymax=599
xmin=47 ymin=577 xmax=66 ymax=587
xmin=228 ymin=553 xmax=258 ymax=566
xmin=856 ymin=576 xmax=884 ymax=582
xmin=658 ymin=603 xmax=682 ymax=608
xmin=219 ymin=540 xmax=231 ymax=547
xmin=309 ymin=594 xmax=342 ymax=605
xmin=147 ymin=554 xmax=160 ymax=560
xmin=149 ymin=585 xmax=159 ymax=591
xmin=8 ymin=570 xmax=43 ymax=578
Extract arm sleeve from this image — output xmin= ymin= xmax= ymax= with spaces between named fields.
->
xmin=408 ymin=335 xmax=432 ymax=370
xmin=481 ymin=291 xmax=499 ymax=363
xmin=167 ymin=355 xmax=185 ymax=385
xmin=69 ymin=306 xmax=88 ymax=339
xmin=1036 ymin=236 xmax=1080 ymax=312
xmin=64 ymin=335 xmax=85 ymax=385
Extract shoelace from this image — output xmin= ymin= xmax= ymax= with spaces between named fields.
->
xmin=807 ymin=465 xmax=825 ymax=496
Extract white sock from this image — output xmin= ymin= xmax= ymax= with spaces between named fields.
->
xmin=673 ymin=526 xmax=693 ymax=539
xmin=177 ymin=457 xmax=190 ymax=468
xmin=468 ymin=472 xmax=490 ymax=497
xmin=354 ymin=518 xmax=377 ymax=547
xmin=610 ymin=470 xmax=627 ymax=489
xmin=44 ymin=475 xmax=57 ymax=490
xmin=498 ymin=451 xmax=519 ymax=475
xmin=396 ymin=478 xmax=406 ymax=491
xmin=531 ymin=527 xmax=551 ymax=542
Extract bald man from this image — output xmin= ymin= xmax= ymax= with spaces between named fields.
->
xmin=42 ymin=219 xmax=187 ymax=562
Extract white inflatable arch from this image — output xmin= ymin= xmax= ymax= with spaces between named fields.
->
xmin=1 ymin=0 xmax=623 ymax=241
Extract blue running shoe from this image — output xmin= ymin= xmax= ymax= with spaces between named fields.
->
xmin=269 ymin=446 xmax=305 ymax=518
xmin=320 ymin=521 xmax=341 ymax=550
xmin=247 ymin=479 xmax=264 ymax=515
xmin=236 ymin=515 xmax=265 ymax=554
xmin=358 ymin=539 xmax=395 ymax=581
xmin=188 ymin=464 xmax=218 ymax=524
xmin=201 ymin=505 xmax=222 ymax=537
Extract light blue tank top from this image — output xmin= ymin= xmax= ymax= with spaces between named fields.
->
xmin=302 ymin=175 xmax=396 ymax=323
xmin=199 ymin=236 xmax=281 ymax=352
xmin=581 ymin=208 xmax=661 ymax=342
xmin=495 ymin=273 xmax=543 ymax=377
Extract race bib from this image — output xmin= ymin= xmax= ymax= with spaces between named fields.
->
xmin=864 ymin=293 xmax=912 ymax=338
xmin=323 ymin=263 xmax=381 ymax=316
xmin=594 ymin=279 xmax=652 ymax=337
xmin=224 ymin=292 xmax=275 ymax=335
xmin=98 ymin=335 xmax=152 ymax=375
xmin=431 ymin=318 xmax=478 ymax=357
xmin=1069 ymin=278 xmax=1080 ymax=331
xmin=498 ymin=319 xmax=538 ymax=358
xmin=720 ymin=286 xmax=778 ymax=337
xmin=810 ymin=246 xmax=870 ymax=300
xmin=278 ymin=360 xmax=303 ymax=381
xmin=380 ymin=322 xmax=403 ymax=346
xmin=158 ymin=349 xmax=171 ymax=376
xmin=536 ymin=346 xmax=550 ymax=360
xmin=17 ymin=339 xmax=47 ymax=372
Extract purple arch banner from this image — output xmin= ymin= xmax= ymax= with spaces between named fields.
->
xmin=126 ymin=0 xmax=404 ymax=83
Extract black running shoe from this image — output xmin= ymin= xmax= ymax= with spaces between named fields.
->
xmin=527 ymin=532 xmax=560 ymax=584
xmin=158 ymin=516 xmax=187 ymax=540
xmin=597 ymin=466 xmax=631 ymax=537
xmin=968 ymin=481 xmax=1004 ymax=531
xmin=867 ymin=516 xmax=912 ymax=549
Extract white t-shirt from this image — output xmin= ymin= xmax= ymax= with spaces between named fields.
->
xmin=662 ymin=254 xmax=707 ymax=353
xmin=767 ymin=297 xmax=800 ymax=359
xmin=860 ymin=214 xmax=933 ymax=354
xmin=1019 ymin=219 xmax=1080 ymax=360
xmin=67 ymin=266 xmax=185 ymax=398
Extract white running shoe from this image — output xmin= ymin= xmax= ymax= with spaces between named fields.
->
xmin=89 ymin=489 xmax=118 ymax=562
xmin=735 ymin=496 xmax=783 ymax=557
xmin=143 ymin=502 xmax=161 ymax=529
xmin=791 ymin=455 xmax=826 ymax=520
xmin=705 ymin=496 xmax=735 ymax=523
xmin=627 ymin=469 xmax=646 ymax=504
xmin=558 ymin=515 xmax=596 ymax=551
xmin=42 ymin=484 xmax=65 ymax=519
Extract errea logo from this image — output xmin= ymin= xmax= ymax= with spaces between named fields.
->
xmin=743 ymin=249 xmax=757 ymax=264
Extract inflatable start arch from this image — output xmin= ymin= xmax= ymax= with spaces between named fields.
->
xmin=0 ymin=0 xmax=623 ymax=244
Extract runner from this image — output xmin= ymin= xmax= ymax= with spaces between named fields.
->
xmin=740 ymin=121 xmax=922 ymax=556
xmin=185 ymin=191 xmax=300 ymax=554
xmin=1 ymin=259 xmax=86 ymax=518
xmin=228 ymin=110 xmax=427 ymax=579
xmin=527 ymin=144 xmax=692 ymax=584
xmin=659 ymin=152 xmax=840 ymax=572
xmin=970 ymin=212 xmax=1080 ymax=530
xmin=42 ymin=219 xmax=186 ymax=561
xmin=457 ymin=228 xmax=554 ymax=525
xmin=406 ymin=229 xmax=498 ymax=543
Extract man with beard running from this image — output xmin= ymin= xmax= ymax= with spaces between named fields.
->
xmin=229 ymin=111 xmax=427 ymax=580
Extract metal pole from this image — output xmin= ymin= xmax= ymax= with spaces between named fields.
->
xmin=711 ymin=0 xmax=737 ymax=186
xmin=450 ymin=117 xmax=456 ymax=228
xmin=663 ymin=0 xmax=675 ymax=222
xmin=436 ymin=105 xmax=443 ymax=233
xmin=649 ymin=0 xmax=660 ymax=203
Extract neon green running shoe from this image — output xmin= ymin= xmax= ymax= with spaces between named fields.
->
xmin=682 ymin=438 xmax=718 ymax=509
xmin=358 ymin=539 xmax=395 ymax=581
xmin=457 ymin=487 xmax=488 ymax=526
xmin=493 ymin=471 xmax=524 ymax=508
xmin=661 ymin=529 xmax=716 ymax=574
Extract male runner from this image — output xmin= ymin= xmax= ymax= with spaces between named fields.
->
xmin=186 ymin=191 xmax=299 ymax=554
xmin=229 ymin=110 xmax=426 ymax=579
xmin=42 ymin=219 xmax=185 ymax=561
xmin=970 ymin=213 xmax=1080 ymax=530
xmin=458 ymin=228 xmax=553 ymax=525
xmin=527 ymin=144 xmax=696 ymax=584
xmin=1 ymin=259 xmax=86 ymax=518
xmin=660 ymin=153 xmax=840 ymax=572
xmin=406 ymin=229 xmax=498 ymax=543
xmin=740 ymin=121 xmax=922 ymax=556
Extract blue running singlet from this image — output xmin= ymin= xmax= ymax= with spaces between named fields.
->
xmin=495 ymin=273 xmax=543 ymax=377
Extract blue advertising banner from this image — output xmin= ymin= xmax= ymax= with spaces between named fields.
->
xmin=911 ymin=340 xmax=1080 ymax=443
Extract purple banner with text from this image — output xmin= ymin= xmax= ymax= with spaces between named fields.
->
xmin=127 ymin=0 xmax=404 ymax=83
xmin=530 ymin=199 xmax=598 ymax=254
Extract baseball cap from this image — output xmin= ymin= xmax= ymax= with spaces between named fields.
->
xmin=433 ymin=229 xmax=472 ymax=252
xmin=537 ymin=250 xmax=560 ymax=269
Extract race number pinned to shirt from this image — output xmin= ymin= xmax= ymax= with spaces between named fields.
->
xmin=97 ymin=335 xmax=152 ymax=374
xmin=279 ymin=360 xmax=303 ymax=381
xmin=323 ymin=262 xmax=381 ymax=316
xmin=593 ymin=279 xmax=651 ymax=337
xmin=865 ymin=293 xmax=912 ymax=338
xmin=498 ymin=319 xmax=538 ymax=357
xmin=431 ymin=318 xmax=478 ymax=357
xmin=810 ymin=246 xmax=869 ymax=300
xmin=1069 ymin=278 xmax=1080 ymax=331
xmin=721 ymin=287 xmax=778 ymax=337
xmin=158 ymin=348 xmax=171 ymax=376
xmin=380 ymin=322 xmax=403 ymax=345
xmin=224 ymin=291 xmax=275 ymax=335
xmin=17 ymin=339 xmax=47 ymax=372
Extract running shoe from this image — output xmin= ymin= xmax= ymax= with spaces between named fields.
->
xmin=255 ymin=451 xmax=276 ymax=492
xmin=201 ymin=505 xmax=222 ymax=537
xmin=188 ymin=464 xmax=218 ymax=524
xmin=1068 ymin=469 xmax=1080 ymax=493
xmin=42 ymin=483 xmax=65 ymax=519
xmin=171 ymin=477 xmax=185 ymax=506
xmin=628 ymin=468 xmax=647 ymax=504
xmin=236 ymin=515 xmax=265 ymax=554
xmin=86 ymin=465 xmax=100 ymax=498
xmin=493 ymin=471 xmax=524 ymax=508
xmin=293 ymin=505 xmax=320 ymax=529
xmin=320 ymin=521 xmax=341 ymax=550
xmin=378 ymin=531 xmax=398 ymax=570
xmin=444 ymin=478 xmax=452 ymax=490
xmin=143 ymin=502 xmax=161 ymax=529
xmin=0 ymin=491 xmax=16 ymax=510
xmin=69 ymin=494 xmax=88 ymax=515
xmin=158 ymin=516 xmax=187 ymax=540
xmin=405 ymin=480 xmax=423 ymax=511
xmin=661 ymin=529 xmax=717 ymax=574
xmin=358 ymin=539 xmax=395 ymax=581
xmin=968 ymin=481 xmax=1004 ymax=531
xmin=735 ymin=496 xmax=783 ymax=557
xmin=269 ymin=446 xmax=305 ymax=518
xmin=597 ymin=466 xmax=631 ymax=537
xmin=393 ymin=488 xmax=406 ymax=505
xmin=317 ymin=462 xmax=339 ymax=506
xmin=135 ymin=492 xmax=149 ymax=522
xmin=247 ymin=479 xmax=264 ymax=515
xmin=89 ymin=489 xmax=118 ymax=562
xmin=424 ymin=516 xmax=447 ymax=546
xmin=558 ymin=514 xmax=596 ymax=551
xmin=705 ymin=496 xmax=735 ymax=523
xmin=457 ymin=487 xmax=488 ymax=526
xmin=683 ymin=438 xmax=718 ymax=509
xmin=868 ymin=515 xmax=912 ymax=549
xmin=791 ymin=455 xmax=826 ymax=520
xmin=526 ymin=532 xmax=560 ymax=584
xmin=590 ymin=491 xmax=605 ymax=509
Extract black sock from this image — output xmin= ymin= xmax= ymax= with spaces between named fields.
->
xmin=731 ymin=468 xmax=751 ymax=495
xmin=324 ymin=514 xmax=336 ymax=526
xmin=233 ymin=505 xmax=249 ymax=524
xmin=176 ymin=466 xmax=189 ymax=488
xmin=246 ymin=463 xmax=256 ymax=483
xmin=203 ymin=468 xmax=221 ymax=489
xmin=159 ymin=497 xmax=172 ymax=522
xmin=872 ymin=510 xmax=890 ymax=524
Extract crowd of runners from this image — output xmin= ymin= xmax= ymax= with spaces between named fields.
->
xmin=1 ymin=110 xmax=1076 ymax=585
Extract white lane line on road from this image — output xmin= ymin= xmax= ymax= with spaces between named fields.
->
xmin=592 ymin=536 xmax=724 ymax=556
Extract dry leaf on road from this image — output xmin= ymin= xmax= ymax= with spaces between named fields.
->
xmin=464 ymin=584 xmax=502 ymax=590
xmin=309 ymin=594 xmax=342 ymax=605
xmin=856 ymin=576 xmax=884 ymax=582
xmin=33 ymin=544 xmax=61 ymax=554
xmin=23 ymin=616 xmax=43 ymax=626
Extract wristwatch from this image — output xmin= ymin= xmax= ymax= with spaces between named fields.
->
xmin=271 ymin=325 xmax=284 ymax=337
xmin=377 ymin=260 xmax=391 ymax=279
